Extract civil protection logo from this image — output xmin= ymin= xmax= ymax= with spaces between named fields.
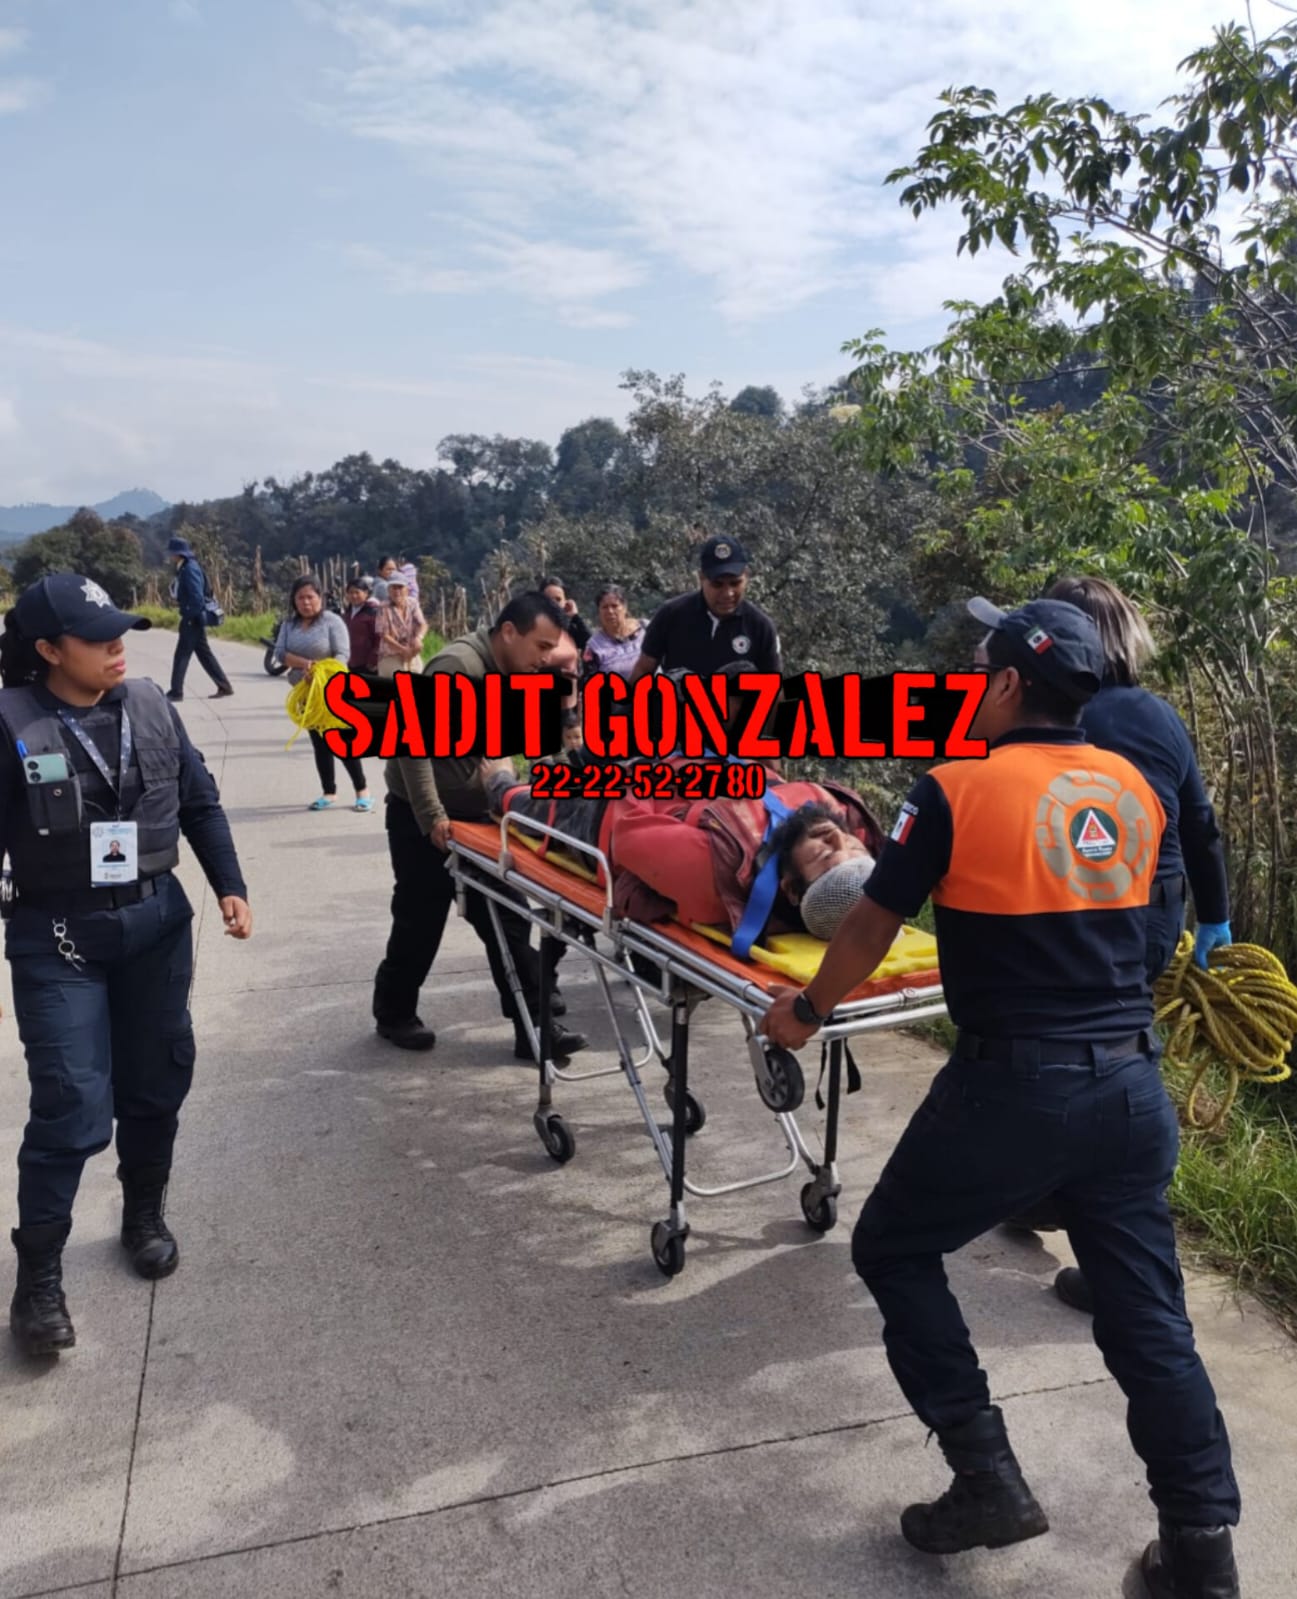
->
xmin=1071 ymin=808 xmax=1118 ymax=862
xmin=1035 ymin=770 xmax=1155 ymax=902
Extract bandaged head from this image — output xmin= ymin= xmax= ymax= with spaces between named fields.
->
xmin=799 ymin=854 xmax=876 ymax=942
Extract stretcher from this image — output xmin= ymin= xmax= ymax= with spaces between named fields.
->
xmin=446 ymin=812 xmax=947 ymax=1277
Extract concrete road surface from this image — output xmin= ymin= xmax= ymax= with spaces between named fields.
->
xmin=1 ymin=626 xmax=1293 ymax=1599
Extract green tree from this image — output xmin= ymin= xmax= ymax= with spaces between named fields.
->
xmin=500 ymin=370 xmax=934 ymax=691
xmin=551 ymin=418 xmax=631 ymax=516
xmin=839 ymin=18 xmax=1297 ymax=957
xmin=11 ymin=509 xmax=146 ymax=607
xmin=729 ymin=384 xmax=785 ymax=421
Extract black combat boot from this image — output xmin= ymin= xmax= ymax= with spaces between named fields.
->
xmin=118 ymin=1165 xmax=180 ymax=1279
xmin=513 ymin=1020 xmax=588 ymax=1063
xmin=375 ymin=1017 xmax=437 ymax=1051
xmin=10 ymin=1221 xmax=76 ymax=1356
xmin=900 ymin=1405 xmax=1049 ymax=1554
xmin=1054 ymin=1266 xmax=1095 ymax=1314
xmin=1142 ymin=1523 xmax=1240 ymax=1598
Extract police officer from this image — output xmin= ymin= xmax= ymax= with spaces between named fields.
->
xmin=1 ymin=574 xmax=252 ymax=1359
xmin=629 ymin=535 xmax=782 ymax=682
xmin=763 ymin=598 xmax=1240 ymax=1599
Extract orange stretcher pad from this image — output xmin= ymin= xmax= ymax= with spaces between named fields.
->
xmin=450 ymin=821 xmax=942 ymax=1006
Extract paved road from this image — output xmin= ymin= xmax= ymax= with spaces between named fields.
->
xmin=1 ymin=627 xmax=1293 ymax=1599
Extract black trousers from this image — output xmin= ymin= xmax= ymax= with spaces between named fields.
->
xmin=371 ymin=796 xmax=541 ymax=1029
xmin=308 ymin=731 xmax=367 ymax=797
xmin=6 ymin=873 xmax=196 ymax=1226
xmin=851 ymin=1045 xmax=1239 ymax=1529
xmin=170 ymin=617 xmax=231 ymax=695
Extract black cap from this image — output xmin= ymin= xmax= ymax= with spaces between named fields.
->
xmin=11 ymin=573 xmax=152 ymax=643
xmin=967 ymin=596 xmax=1104 ymax=703
xmin=699 ymin=535 xmax=749 ymax=578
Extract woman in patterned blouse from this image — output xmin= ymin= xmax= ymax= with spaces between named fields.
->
xmin=375 ymin=576 xmax=428 ymax=676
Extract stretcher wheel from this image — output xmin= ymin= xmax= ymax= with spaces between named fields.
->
xmin=754 ymin=1045 xmax=805 ymax=1114
xmin=662 ymin=1079 xmax=707 ymax=1135
xmin=651 ymin=1221 xmax=687 ymax=1278
xmin=800 ymin=1182 xmax=838 ymax=1234
xmin=535 ymin=1112 xmax=575 ymax=1164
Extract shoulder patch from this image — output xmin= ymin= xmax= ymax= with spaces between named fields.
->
xmin=890 ymin=801 xmax=919 ymax=844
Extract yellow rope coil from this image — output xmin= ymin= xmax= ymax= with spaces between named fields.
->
xmin=1153 ymin=934 xmax=1297 ymax=1131
xmin=284 ymin=659 xmax=350 ymax=750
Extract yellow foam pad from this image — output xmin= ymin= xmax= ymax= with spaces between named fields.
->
xmin=690 ymin=921 xmax=939 ymax=983
xmin=508 ymin=826 xmax=600 ymax=881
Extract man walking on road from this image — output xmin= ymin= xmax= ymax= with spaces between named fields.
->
xmin=371 ymin=591 xmax=587 ymax=1060
xmin=166 ymin=537 xmax=233 ymax=703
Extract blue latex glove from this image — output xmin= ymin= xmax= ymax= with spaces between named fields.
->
xmin=1194 ymin=921 xmax=1232 ymax=969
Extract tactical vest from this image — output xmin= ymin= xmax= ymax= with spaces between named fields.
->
xmin=0 ymin=679 xmax=182 ymax=898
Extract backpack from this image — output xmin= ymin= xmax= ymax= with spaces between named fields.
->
xmin=199 ymin=563 xmax=224 ymax=628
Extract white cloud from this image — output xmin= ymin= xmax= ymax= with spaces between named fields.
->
xmin=346 ymin=227 xmax=642 ymax=326
xmin=312 ymin=0 xmax=1251 ymax=326
xmin=0 ymin=25 xmax=47 ymax=114
xmin=0 ymin=77 xmax=43 ymax=115
xmin=0 ymin=323 xmax=628 ymax=503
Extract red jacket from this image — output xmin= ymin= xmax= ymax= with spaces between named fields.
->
xmin=344 ymin=602 xmax=382 ymax=674
xmin=493 ymin=758 xmax=882 ymax=935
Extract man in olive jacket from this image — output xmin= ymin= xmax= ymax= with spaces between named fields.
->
xmin=370 ymin=592 xmax=587 ymax=1059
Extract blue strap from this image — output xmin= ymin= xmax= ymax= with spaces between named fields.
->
xmin=732 ymin=789 xmax=792 ymax=959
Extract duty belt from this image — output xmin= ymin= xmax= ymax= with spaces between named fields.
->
xmin=955 ymin=1029 xmax=1154 ymax=1067
xmin=1149 ymin=874 xmax=1187 ymax=908
xmin=16 ymin=874 xmax=166 ymax=915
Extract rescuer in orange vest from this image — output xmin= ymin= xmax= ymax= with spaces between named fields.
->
xmin=763 ymin=597 xmax=1240 ymax=1599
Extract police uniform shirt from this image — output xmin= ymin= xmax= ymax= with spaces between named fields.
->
xmin=640 ymin=591 xmax=782 ymax=677
xmin=864 ymin=727 xmax=1166 ymax=1040
xmin=0 ymin=683 xmax=248 ymax=901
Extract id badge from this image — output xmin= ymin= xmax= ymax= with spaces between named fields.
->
xmin=90 ymin=822 xmax=139 ymax=885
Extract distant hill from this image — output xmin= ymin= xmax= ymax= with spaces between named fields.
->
xmin=0 ymin=488 xmax=170 ymax=540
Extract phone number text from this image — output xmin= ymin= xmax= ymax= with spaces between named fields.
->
xmin=529 ymin=761 xmax=768 ymax=801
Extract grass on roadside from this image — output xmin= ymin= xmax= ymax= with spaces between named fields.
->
xmin=1168 ymin=1085 xmax=1297 ymax=1332
xmin=135 ymin=605 xmax=279 ymax=646
xmin=134 ymin=605 xmax=445 ymax=660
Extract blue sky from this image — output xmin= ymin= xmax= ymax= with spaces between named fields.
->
xmin=0 ymin=0 xmax=1250 ymax=504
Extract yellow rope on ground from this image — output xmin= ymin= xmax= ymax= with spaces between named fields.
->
xmin=283 ymin=658 xmax=350 ymax=749
xmin=1153 ymin=934 xmax=1297 ymax=1132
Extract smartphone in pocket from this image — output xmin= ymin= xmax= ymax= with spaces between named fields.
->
xmin=23 ymin=752 xmax=71 ymax=785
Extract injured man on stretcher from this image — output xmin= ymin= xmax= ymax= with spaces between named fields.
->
xmin=486 ymin=761 xmax=885 ymax=948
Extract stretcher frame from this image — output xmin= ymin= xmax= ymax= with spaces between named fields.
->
xmin=446 ymin=811 xmax=947 ymax=1277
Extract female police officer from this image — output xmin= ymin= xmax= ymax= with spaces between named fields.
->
xmin=1 ymin=573 xmax=252 ymax=1358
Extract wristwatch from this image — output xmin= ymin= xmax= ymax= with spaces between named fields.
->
xmin=792 ymin=990 xmax=829 ymax=1027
